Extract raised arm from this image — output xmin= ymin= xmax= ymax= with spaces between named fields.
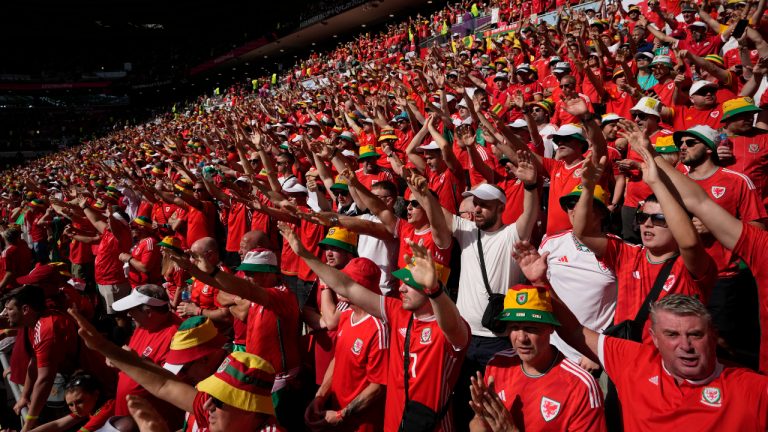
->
xmin=404 ymin=168 xmax=452 ymax=249
xmin=572 ymin=156 xmax=609 ymax=258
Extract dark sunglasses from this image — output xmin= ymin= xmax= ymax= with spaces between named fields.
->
xmin=407 ymin=200 xmax=421 ymax=208
xmin=632 ymin=112 xmax=650 ymax=120
xmin=211 ymin=397 xmax=225 ymax=409
xmin=694 ymin=88 xmax=717 ymax=96
xmin=562 ymin=199 xmax=578 ymax=210
xmin=635 ymin=211 xmax=667 ymax=227
xmin=679 ymin=138 xmax=703 ymax=147
xmin=560 ymin=83 xmax=575 ymax=89
xmin=335 ymin=190 xmax=350 ymax=197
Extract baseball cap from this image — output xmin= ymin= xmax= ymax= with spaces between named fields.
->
xmin=507 ymin=119 xmax=528 ymax=129
xmin=601 ymin=113 xmax=622 ymax=124
xmin=689 ymin=80 xmax=718 ymax=97
xmin=418 ymin=141 xmax=440 ymax=151
xmin=319 ymin=226 xmax=358 ymax=254
xmin=497 ymin=284 xmax=561 ymax=326
xmin=461 ymin=183 xmax=507 ymax=204
xmin=281 ymin=178 xmax=308 ymax=194
xmin=553 ymin=62 xmax=571 ymax=73
xmin=236 ymin=248 xmax=279 ymax=273
xmin=688 ymin=21 xmax=708 ymax=29
xmin=112 ymin=284 xmax=169 ymax=312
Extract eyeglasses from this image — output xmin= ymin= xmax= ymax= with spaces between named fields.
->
xmin=531 ymin=107 xmax=545 ymax=113
xmin=635 ymin=211 xmax=668 ymax=227
xmin=193 ymin=188 xmax=205 ymax=192
xmin=632 ymin=112 xmax=649 ymax=120
xmin=559 ymin=83 xmax=575 ymax=89
xmin=407 ymin=200 xmax=421 ymax=208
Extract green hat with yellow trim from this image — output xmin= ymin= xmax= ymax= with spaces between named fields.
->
xmin=319 ymin=226 xmax=358 ymax=254
xmin=330 ymin=175 xmax=349 ymax=192
xmin=558 ymin=184 xmax=608 ymax=211
xmin=721 ymin=96 xmax=761 ymax=122
xmin=158 ymin=236 xmax=184 ymax=254
xmin=654 ymin=135 xmax=679 ymax=154
xmin=132 ymin=216 xmax=153 ymax=228
xmin=392 ymin=265 xmax=424 ymax=291
xmin=358 ymin=144 xmax=381 ymax=159
xmin=164 ymin=316 xmax=228 ymax=375
xmin=497 ymin=284 xmax=561 ymax=326
xmin=196 ymin=352 xmax=276 ymax=415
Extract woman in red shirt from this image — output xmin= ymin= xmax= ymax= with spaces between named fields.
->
xmin=31 ymin=373 xmax=115 ymax=432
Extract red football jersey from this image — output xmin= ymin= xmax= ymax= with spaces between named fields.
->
xmin=425 ymin=166 xmax=466 ymax=215
xmin=733 ymin=223 xmax=768 ymax=372
xmin=723 ymin=131 xmax=768 ymax=208
xmin=395 ymin=220 xmax=452 ymax=284
xmin=671 ymin=104 xmax=723 ymax=131
xmin=245 ymin=286 xmax=301 ymax=376
xmin=689 ymin=168 xmax=767 ymax=276
xmin=600 ymin=237 xmax=717 ymax=343
xmin=94 ymin=228 xmax=131 ymax=285
xmin=379 ymin=296 xmax=469 ymax=432
xmin=542 ymin=158 xmax=589 ymax=235
xmin=485 ymin=349 xmax=607 ymax=431
xmin=598 ymin=335 xmax=768 ymax=431
xmin=128 ymin=237 xmax=162 ymax=287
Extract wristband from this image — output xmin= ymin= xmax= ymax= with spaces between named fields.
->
xmin=425 ymin=281 xmax=445 ymax=299
xmin=523 ymin=182 xmax=539 ymax=191
xmin=208 ymin=267 xmax=221 ymax=278
xmin=335 ymin=409 xmax=345 ymax=421
xmin=25 ymin=414 xmax=39 ymax=421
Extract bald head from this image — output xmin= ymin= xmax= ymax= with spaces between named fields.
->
xmin=190 ymin=237 xmax=219 ymax=266
xmin=239 ymin=230 xmax=271 ymax=258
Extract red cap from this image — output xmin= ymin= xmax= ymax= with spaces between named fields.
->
xmin=342 ymin=258 xmax=381 ymax=294
xmin=16 ymin=264 xmax=66 ymax=289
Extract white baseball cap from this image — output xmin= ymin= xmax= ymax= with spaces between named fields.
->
xmin=508 ymin=119 xmax=528 ymax=129
xmin=112 ymin=285 xmax=168 ymax=312
xmin=462 ymin=183 xmax=507 ymax=204
xmin=418 ymin=141 xmax=440 ymax=151
xmin=689 ymin=80 xmax=718 ymax=97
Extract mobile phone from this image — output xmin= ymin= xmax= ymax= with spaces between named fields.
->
xmin=732 ymin=19 xmax=749 ymax=39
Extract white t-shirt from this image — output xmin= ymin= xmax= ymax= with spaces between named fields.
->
xmin=357 ymin=213 xmax=399 ymax=295
xmin=539 ymin=230 xmax=617 ymax=362
xmin=452 ymin=216 xmax=524 ymax=337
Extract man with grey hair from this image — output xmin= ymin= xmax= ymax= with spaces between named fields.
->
xmin=512 ymin=238 xmax=768 ymax=431
xmin=110 ymin=284 xmax=182 ymax=427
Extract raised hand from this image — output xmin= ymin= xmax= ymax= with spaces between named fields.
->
xmin=580 ymin=155 xmax=607 ymax=191
xmin=514 ymin=150 xmax=537 ymax=185
xmin=404 ymin=167 xmax=429 ymax=195
xmin=512 ymin=241 xmax=550 ymax=285
xmin=68 ymin=308 xmax=110 ymax=353
xmin=617 ymin=119 xmax=653 ymax=155
xmin=403 ymin=239 xmax=437 ymax=292
xmin=562 ymin=97 xmax=590 ymax=118
xmin=278 ymin=221 xmax=305 ymax=255
xmin=127 ymin=395 xmax=170 ymax=432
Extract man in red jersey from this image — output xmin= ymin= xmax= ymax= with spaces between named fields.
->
xmin=305 ymin=257 xmax=388 ymax=432
xmin=283 ymin=224 xmax=469 ymax=432
xmin=468 ymin=285 xmax=606 ymax=432
xmin=69 ymin=308 xmax=285 ymax=432
xmin=168 ymin=246 xmax=302 ymax=431
xmin=674 ymin=125 xmax=766 ymax=367
xmin=119 ymin=216 xmax=162 ymax=287
xmin=573 ymin=123 xmax=716 ymax=344
xmin=110 ymin=284 xmax=182 ymax=426
xmin=663 ymin=81 xmax=723 ymax=130
xmin=717 ymin=97 xmax=768 ymax=209
xmin=0 ymin=227 xmax=33 ymax=291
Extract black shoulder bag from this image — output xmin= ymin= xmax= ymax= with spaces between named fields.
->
xmin=478 ymin=230 xmax=507 ymax=334
xmin=602 ymin=258 xmax=675 ymax=341
xmin=399 ymin=315 xmax=451 ymax=432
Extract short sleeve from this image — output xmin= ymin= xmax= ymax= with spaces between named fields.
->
xmin=192 ymin=392 xmax=210 ymax=429
xmin=32 ymin=322 xmax=61 ymax=368
xmin=451 ymin=214 xmax=475 ymax=247
xmin=599 ymin=236 xmax=625 ymax=273
xmin=366 ymin=320 xmax=389 ymax=385
xmin=598 ymin=335 xmax=648 ymax=383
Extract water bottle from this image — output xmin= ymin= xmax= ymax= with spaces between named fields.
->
xmin=181 ymin=287 xmax=191 ymax=303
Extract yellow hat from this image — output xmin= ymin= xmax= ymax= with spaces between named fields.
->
xmin=319 ymin=226 xmax=358 ymax=254
xmin=196 ymin=352 xmax=275 ymax=415
xmin=721 ymin=96 xmax=761 ymax=122
xmin=558 ymin=184 xmax=608 ymax=211
xmin=654 ymin=135 xmax=679 ymax=154
xmin=358 ymin=144 xmax=381 ymax=159
xmin=497 ymin=284 xmax=560 ymax=326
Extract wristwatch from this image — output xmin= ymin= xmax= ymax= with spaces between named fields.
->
xmin=425 ymin=281 xmax=445 ymax=299
xmin=329 ymin=214 xmax=340 ymax=226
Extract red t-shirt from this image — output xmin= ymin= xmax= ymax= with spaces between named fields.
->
xmin=605 ymin=83 xmax=636 ymax=120
xmin=329 ymin=309 xmax=388 ymax=430
xmin=600 ymin=237 xmax=716 ymax=344
xmin=225 ymin=199 xmax=250 ymax=253
xmin=499 ymin=177 xmax=525 ymax=226
xmin=30 ymin=311 xmax=78 ymax=370
xmin=190 ymin=278 xmax=222 ymax=311
xmin=542 ymin=158 xmax=587 ymax=235
xmin=733 ymin=222 xmax=768 ymax=372
xmin=599 ymin=336 xmax=768 ymax=431
xmin=689 ymin=168 xmax=767 ymax=276
xmin=128 ymin=237 xmax=162 ymax=287
xmin=186 ymin=201 xmax=216 ymax=247
xmin=552 ymin=95 xmax=594 ymax=126
xmin=298 ymin=220 xmax=325 ymax=282
xmin=355 ymin=167 xmax=394 ymax=190
xmin=379 ymin=296 xmax=469 ymax=432
xmin=94 ymin=228 xmax=132 ymax=285
xmin=671 ymin=104 xmax=723 ymax=130
xmin=115 ymin=317 xmax=181 ymax=417
xmin=1 ymin=242 xmax=33 ymax=290
xmin=426 ymin=166 xmax=466 ymax=214
xmin=722 ymin=130 xmax=768 ymax=208
xmin=677 ymin=34 xmax=723 ymax=57
xmin=28 ymin=209 xmax=47 ymax=242
xmin=245 ymin=286 xmax=301 ymax=375
xmin=623 ymin=130 xmax=676 ymax=207
xmin=69 ymin=220 xmax=95 ymax=265
xmin=485 ymin=349 xmax=607 ymax=431
xmin=651 ymin=80 xmax=676 ymax=107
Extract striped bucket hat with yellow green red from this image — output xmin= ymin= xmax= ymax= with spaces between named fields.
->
xmin=721 ymin=96 xmax=762 ymax=122
xmin=498 ymin=284 xmax=561 ymax=326
xmin=164 ymin=316 xmax=227 ymax=375
xmin=196 ymin=352 xmax=276 ymax=415
xmin=319 ymin=226 xmax=358 ymax=254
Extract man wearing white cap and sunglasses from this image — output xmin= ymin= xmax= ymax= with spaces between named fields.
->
xmin=110 ymin=284 xmax=182 ymax=427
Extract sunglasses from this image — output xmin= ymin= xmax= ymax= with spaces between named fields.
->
xmin=407 ymin=200 xmax=421 ymax=208
xmin=211 ymin=397 xmax=225 ymax=409
xmin=559 ymin=83 xmax=575 ymax=89
xmin=694 ymin=88 xmax=717 ymax=96
xmin=562 ymin=199 xmax=578 ymax=210
xmin=635 ymin=211 xmax=668 ymax=227
xmin=679 ymin=138 xmax=704 ymax=147
xmin=335 ymin=190 xmax=350 ymax=197
xmin=632 ymin=112 xmax=650 ymax=120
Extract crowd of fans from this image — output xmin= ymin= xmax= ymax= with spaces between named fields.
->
xmin=2 ymin=0 xmax=768 ymax=431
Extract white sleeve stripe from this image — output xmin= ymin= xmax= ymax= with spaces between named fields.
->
xmin=373 ymin=317 xmax=390 ymax=349
xmin=560 ymin=359 xmax=601 ymax=408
